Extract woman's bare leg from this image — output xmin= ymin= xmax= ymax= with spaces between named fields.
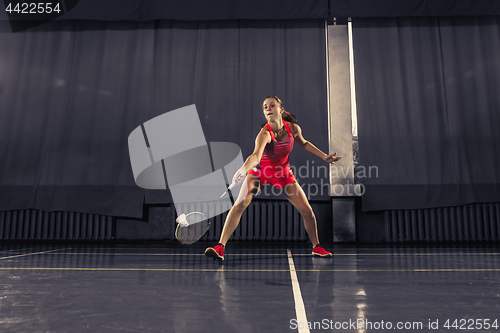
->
xmin=282 ymin=182 xmax=320 ymax=246
xmin=218 ymin=174 xmax=261 ymax=246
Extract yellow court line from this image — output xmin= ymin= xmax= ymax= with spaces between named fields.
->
xmin=0 ymin=267 xmax=499 ymax=272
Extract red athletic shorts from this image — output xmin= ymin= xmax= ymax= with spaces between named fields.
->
xmin=248 ymin=165 xmax=297 ymax=189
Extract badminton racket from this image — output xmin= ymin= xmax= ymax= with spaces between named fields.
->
xmin=175 ymin=182 xmax=236 ymax=245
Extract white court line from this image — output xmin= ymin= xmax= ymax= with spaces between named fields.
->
xmin=43 ymin=252 xmax=500 ymax=256
xmin=47 ymin=253 xmax=291 ymax=256
xmin=0 ymin=247 xmax=36 ymax=253
xmin=0 ymin=249 xmax=66 ymax=260
xmin=287 ymin=249 xmax=309 ymax=333
xmin=300 ymin=253 xmax=500 ymax=256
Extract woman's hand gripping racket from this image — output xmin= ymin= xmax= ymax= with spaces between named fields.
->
xmin=175 ymin=182 xmax=236 ymax=245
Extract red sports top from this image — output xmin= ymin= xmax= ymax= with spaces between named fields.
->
xmin=256 ymin=121 xmax=294 ymax=174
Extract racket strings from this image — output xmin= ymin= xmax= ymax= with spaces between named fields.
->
xmin=175 ymin=213 xmax=211 ymax=245
xmin=175 ymin=186 xmax=235 ymax=245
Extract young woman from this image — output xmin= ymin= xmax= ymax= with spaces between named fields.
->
xmin=205 ymin=96 xmax=342 ymax=261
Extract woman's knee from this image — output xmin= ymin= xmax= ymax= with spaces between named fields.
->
xmin=233 ymin=195 xmax=253 ymax=212
xmin=301 ymin=206 xmax=315 ymax=220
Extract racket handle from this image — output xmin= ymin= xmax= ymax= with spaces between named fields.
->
xmin=228 ymin=182 xmax=236 ymax=190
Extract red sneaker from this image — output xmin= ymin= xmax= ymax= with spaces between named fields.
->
xmin=205 ymin=244 xmax=224 ymax=261
xmin=312 ymin=244 xmax=332 ymax=257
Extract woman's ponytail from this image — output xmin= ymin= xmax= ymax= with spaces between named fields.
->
xmin=281 ymin=110 xmax=297 ymax=126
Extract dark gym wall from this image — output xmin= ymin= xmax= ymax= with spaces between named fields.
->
xmin=0 ymin=19 xmax=329 ymax=218
xmin=353 ymin=16 xmax=500 ymax=212
xmin=3 ymin=0 xmax=498 ymax=22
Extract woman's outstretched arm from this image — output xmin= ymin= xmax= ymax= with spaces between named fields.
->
xmin=291 ymin=123 xmax=342 ymax=163
xmin=232 ymin=129 xmax=270 ymax=184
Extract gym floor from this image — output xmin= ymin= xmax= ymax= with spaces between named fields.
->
xmin=0 ymin=242 xmax=499 ymax=332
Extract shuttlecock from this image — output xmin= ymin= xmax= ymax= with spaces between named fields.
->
xmin=176 ymin=214 xmax=189 ymax=227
